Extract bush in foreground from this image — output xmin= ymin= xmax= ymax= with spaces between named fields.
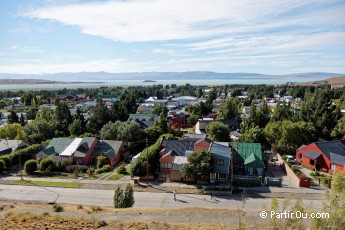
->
xmin=40 ymin=158 xmax=55 ymax=172
xmin=24 ymin=159 xmax=37 ymax=175
xmin=113 ymin=184 xmax=135 ymax=208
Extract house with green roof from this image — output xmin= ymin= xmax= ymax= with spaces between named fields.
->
xmin=229 ymin=142 xmax=264 ymax=176
xmin=36 ymin=138 xmax=73 ymax=162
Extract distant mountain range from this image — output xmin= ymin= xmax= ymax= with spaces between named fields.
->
xmin=0 ymin=71 xmax=344 ymax=82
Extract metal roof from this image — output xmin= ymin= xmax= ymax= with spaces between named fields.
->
xmin=303 ymin=150 xmax=321 ymax=160
xmin=161 ymin=140 xmax=195 ymax=157
xmin=315 ymin=141 xmax=345 ymax=166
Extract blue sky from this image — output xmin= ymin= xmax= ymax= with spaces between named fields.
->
xmin=0 ymin=0 xmax=345 ymax=74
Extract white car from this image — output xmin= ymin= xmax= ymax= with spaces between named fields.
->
xmin=286 ymin=155 xmax=296 ymax=164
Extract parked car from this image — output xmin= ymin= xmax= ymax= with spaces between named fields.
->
xmin=286 ymin=155 xmax=296 ymax=164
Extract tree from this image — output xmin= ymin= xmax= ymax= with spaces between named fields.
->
xmin=187 ymin=114 xmax=199 ymax=125
xmin=182 ymin=149 xmax=214 ymax=182
xmin=24 ymin=159 xmax=37 ymax=175
xmin=24 ymin=119 xmax=57 ymax=144
xmin=240 ymin=126 xmax=266 ymax=144
xmin=300 ymin=87 xmax=341 ymax=140
xmin=101 ymin=120 xmax=143 ymax=147
xmin=68 ymin=119 xmax=84 ymax=137
xmin=264 ymin=120 xmax=316 ymax=155
xmin=97 ymin=155 xmax=109 ymax=169
xmin=123 ymin=184 xmax=135 ymax=208
xmin=113 ymin=184 xmax=135 ymax=208
xmin=40 ymin=158 xmax=55 ymax=172
xmin=7 ymin=110 xmax=19 ymax=124
xmin=88 ymin=98 xmax=111 ymax=133
xmin=217 ymin=97 xmax=239 ymax=119
xmin=151 ymin=105 xmax=168 ymax=116
xmin=271 ymin=101 xmax=293 ymax=122
xmin=0 ymin=123 xmax=28 ymax=142
xmin=312 ymin=170 xmax=345 ymax=229
xmin=55 ymin=101 xmax=73 ymax=136
xmin=113 ymin=186 xmax=124 ymax=208
xmin=144 ymin=126 xmax=164 ymax=141
xmin=331 ymin=115 xmax=345 ymax=139
xmin=205 ymin=122 xmax=230 ymax=142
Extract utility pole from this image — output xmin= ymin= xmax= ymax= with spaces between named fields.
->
xmin=19 ymin=151 xmax=23 ymax=180
xmin=146 ymin=137 xmax=149 ymax=184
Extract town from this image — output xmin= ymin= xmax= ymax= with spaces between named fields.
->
xmin=1 ymin=82 xmax=345 ymax=224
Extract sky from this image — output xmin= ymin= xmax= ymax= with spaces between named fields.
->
xmin=0 ymin=0 xmax=345 ymax=75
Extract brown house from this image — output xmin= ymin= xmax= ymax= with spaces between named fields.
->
xmin=91 ymin=140 xmax=128 ymax=167
xmin=73 ymin=137 xmax=98 ymax=165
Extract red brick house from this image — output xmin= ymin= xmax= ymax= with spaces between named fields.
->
xmin=296 ymin=140 xmax=345 ymax=174
xmin=73 ymin=137 xmax=98 ymax=165
xmin=194 ymin=137 xmax=212 ymax=152
xmin=158 ymin=140 xmax=195 ymax=181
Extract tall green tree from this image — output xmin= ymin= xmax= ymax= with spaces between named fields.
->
xmin=55 ymin=101 xmax=73 ymax=136
xmin=271 ymin=101 xmax=293 ymax=122
xmin=182 ymin=149 xmax=214 ymax=182
xmin=217 ymin=97 xmax=239 ymax=119
xmin=206 ymin=122 xmax=231 ymax=142
xmin=300 ymin=87 xmax=341 ymax=140
xmin=100 ymin=121 xmax=143 ymax=146
xmin=7 ymin=110 xmax=19 ymax=124
xmin=88 ymin=99 xmax=111 ymax=133
xmin=0 ymin=123 xmax=28 ymax=142
xmin=264 ymin=120 xmax=316 ymax=155
xmin=331 ymin=115 xmax=345 ymax=139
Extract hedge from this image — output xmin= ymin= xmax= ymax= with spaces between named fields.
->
xmin=0 ymin=144 xmax=41 ymax=167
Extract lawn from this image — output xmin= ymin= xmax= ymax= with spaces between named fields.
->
xmin=108 ymin=173 xmax=124 ymax=180
xmin=13 ymin=180 xmax=81 ymax=188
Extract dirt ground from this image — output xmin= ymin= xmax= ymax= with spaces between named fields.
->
xmin=0 ymin=202 xmax=271 ymax=229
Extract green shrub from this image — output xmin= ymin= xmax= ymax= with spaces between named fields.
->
xmin=52 ymin=203 xmax=64 ymax=212
xmin=0 ymin=144 xmax=40 ymax=167
xmin=96 ymin=164 xmax=112 ymax=174
xmin=282 ymin=155 xmax=287 ymax=161
xmin=86 ymin=166 xmax=95 ymax=177
xmin=55 ymin=160 xmax=72 ymax=172
xmin=0 ymin=156 xmax=11 ymax=168
xmin=113 ymin=184 xmax=135 ymax=208
xmin=0 ymin=159 xmax=5 ymax=173
xmin=24 ymin=159 xmax=37 ymax=175
xmin=291 ymin=165 xmax=299 ymax=173
xmin=97 ymin=155 xmax=108 ymax=169
xmin=117 ymin=164 xmax=126 ymax=174
xmin=40 ymin=158 xmax=55 ymax=172
xmin=101 ymin=165 xmax=111 ymax=172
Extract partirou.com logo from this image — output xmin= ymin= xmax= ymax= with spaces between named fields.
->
xmin=260 ymin=211 xmax=329 ymax=219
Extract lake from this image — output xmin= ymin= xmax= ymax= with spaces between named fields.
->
xmin=0 ymin=78 xmax=297 ymax=90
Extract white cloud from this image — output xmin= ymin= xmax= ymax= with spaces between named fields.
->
xmin=21 ymin=0 xmax=333 ymax=42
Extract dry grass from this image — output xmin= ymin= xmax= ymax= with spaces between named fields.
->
xmin=0 ymin=202 xmax=256 ymax=230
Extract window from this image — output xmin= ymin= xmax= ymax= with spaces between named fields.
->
xmin=215 ymin=159 xmax=224 ymax=166
xmin=160 ymin=162 xmax=172 ymax=169
xmin=253 ymin=168 xmax=258 ymax=175
xmin=330 ymin=164 xmax=336 ymax=170
xmin=238 ymin=161 xmax=244 ymax=169
xmin=218 ymin=173 xmax=227 ymax=180
xmin=310 ymin=159 xmax=315 ymax=165
xmin=299 ymin=153 xmax=302 ymax=159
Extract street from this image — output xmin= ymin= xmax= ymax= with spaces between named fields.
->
xmin=0 ymin=184 xmax=323 ymax=213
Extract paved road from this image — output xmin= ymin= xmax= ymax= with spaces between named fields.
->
xmin=0 ymin=184 xmax=323 ymax=213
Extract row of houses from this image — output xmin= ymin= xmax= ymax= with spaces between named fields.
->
xmin=36 ymin=137 xmax=129 ymax=167
xmin=158 ymin=137 xmax=265 ymax=184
